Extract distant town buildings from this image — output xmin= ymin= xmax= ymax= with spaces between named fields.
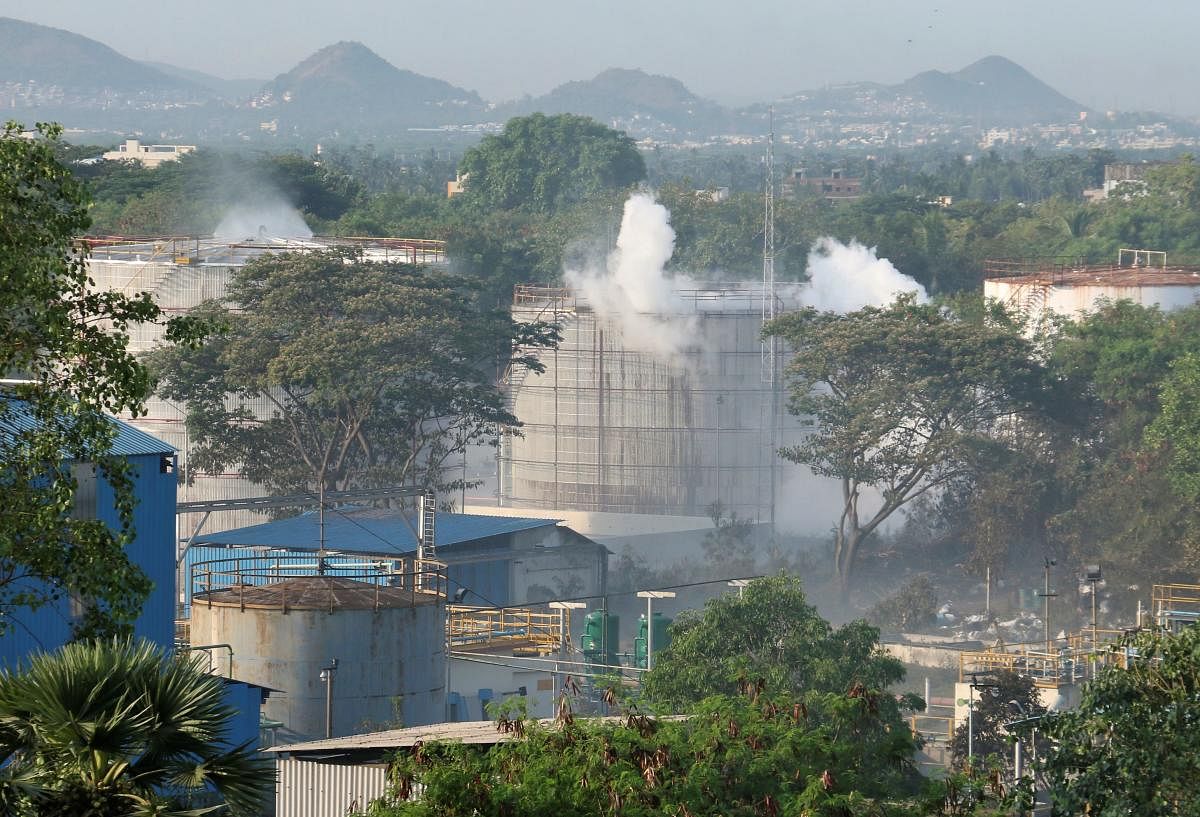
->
xmin=783 ymin=168 xmax=862 ymax=202
xmin=102 ymin=139 xmax=196 ymax=167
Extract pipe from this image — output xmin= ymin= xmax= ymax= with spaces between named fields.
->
xmin=186 ymin=643 xmax=234 ymax=677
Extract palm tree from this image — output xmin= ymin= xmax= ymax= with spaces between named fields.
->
xmin=0 ymin=639 xmax=272 ymax=816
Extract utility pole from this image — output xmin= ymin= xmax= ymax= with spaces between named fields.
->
xmin=760 ymin=106 xmax=778 ymax=535
xmin=319 ymin=658 xmax=338 ymax=739
xmin=1039 ymin=558 xmax=1057 ymax=652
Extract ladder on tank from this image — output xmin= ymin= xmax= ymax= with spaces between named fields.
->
xmin=416 ymin=494 xmax=437 ymax=591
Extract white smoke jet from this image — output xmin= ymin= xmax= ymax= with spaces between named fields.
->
xmin=564 ymin=193 xmax=697 ymax=356
xmin=214 ymin=200 xmax=313 ymax=241
xmin=800 ymin=238 xmax=928 ymax=313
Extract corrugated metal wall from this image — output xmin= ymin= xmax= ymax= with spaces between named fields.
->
xmin=1 ymin=452 xmax=176 ymax=667
xmin=276 ymin=756 xmax=388 ymax=817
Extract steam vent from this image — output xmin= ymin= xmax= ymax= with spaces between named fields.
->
xmin=502 ymin=284 xmax=802 ymax=522
xmin=189 ymin=555 xmax=447 ymax=743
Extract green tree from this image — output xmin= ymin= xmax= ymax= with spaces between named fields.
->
xmin=641 ymin=574 xmax=905 ymax=711
xmin=0 ymin=639 xmax=272 ymax=816
xmin=0 ymin=122 xmax=202 ymax=637
xmin=948 ymin=670 xmax=1045 ymax=771
xmin=1146 ymin=352 xmax=1200 ymax=502
xmin=150 ymin=249 xmax=556 ymax=500
xmin=765 ymin=298 xmax=1053 ymax=593
xmin=1040 ymin=626 xmax=1200 ymax=816
xmin=360 ymin=685 xmax=922 ymax=817
xmin=458 ymin=113 xmax=645 ymax=213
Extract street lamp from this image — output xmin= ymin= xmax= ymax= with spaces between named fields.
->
xmin=1086 ymin=564 xmax=1103 ymax=655
xmin=636 ymin=590 xmax=676 ymax=671
xmin=727 ymin=579 xmax=751 ymax=598
xmin=319 ymin=658 xmax=338 ymax=739
xmin=966 ymin=673 xmax=1000 ymax=767
xmin=1038 ymin=558 xmax=1057 ymax=652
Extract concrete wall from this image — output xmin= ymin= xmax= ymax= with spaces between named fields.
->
xmin=191 ymin=599 xmax=446 ymax=744
xmin=448 ymin=655 xmax=556 ymax=720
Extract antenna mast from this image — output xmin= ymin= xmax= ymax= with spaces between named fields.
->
xmin=761 ymin=107 xmax=776 ymax=383
xmin=761 ymin=107 xmax=778 ymax=534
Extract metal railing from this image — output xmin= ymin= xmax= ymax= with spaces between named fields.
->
xmin=190 ymin=553 xmax=447 ymax=611
xmin=448 ymin=605 xmax=567 ymax=654
xmin=1152 ymin=583 xmax=1200 ymax=631
xmin=958 ymin=628 xmax=1130 ymax=688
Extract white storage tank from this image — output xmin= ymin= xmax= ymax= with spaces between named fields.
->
xmin=502 ymin=284 xmax=798 ymax=523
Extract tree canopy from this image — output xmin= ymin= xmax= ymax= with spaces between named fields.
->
xmin=765 ymin=298 xmax=1055 ymax=592
xmin=358 ymin=685 xmax=923 ymax=817
xmin=457 ymin=113 xmax=645 ymax=213
xmin=641 ymin=575 xmax=906 ymax=711
xmin=150 ymin=249 xmax=557 ymax=500
xmin=0 ymin=122 xmax=201 ymax=637
xmin=0 ymin=639 xmax=272 ymax=816
xmin=1039 ymin=625 xmax=1200 ymax=816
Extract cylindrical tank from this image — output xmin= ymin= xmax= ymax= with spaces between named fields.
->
xmin=190 ymin=568 xmax=446 ymax=744
xmin=982 ymin=263 xmax=1200 ymax=322
xmin=504 ymin=285 xmax=798 ymax=521
xmin=634 ymin=612 xmax=672 ymax=670
xmin=581 ymin=610 xmax=620 ymax=670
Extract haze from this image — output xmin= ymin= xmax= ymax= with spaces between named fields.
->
xmin=2 ymin=0 xmax=1197 ymax=115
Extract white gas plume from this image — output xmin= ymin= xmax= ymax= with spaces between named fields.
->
xmin=799 ymin=237 xmax=928 ymax=312
xmin=214 ymin=201 xmax=313 ymax=241
xmin=564 ymin=193 xmax=697 ymax=356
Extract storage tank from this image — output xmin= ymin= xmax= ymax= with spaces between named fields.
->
xmin=189 ymin=554 xmax=447 ymax=744
xmin=983 ymin=255 xmax=1200 ymax=321
xmin=634 ymin=612 xmax=672 ymax=670
xmin=581 ymin=610 xmax=620 ymax=670
xmin=503 ymin=284 xmax=798 ymax=522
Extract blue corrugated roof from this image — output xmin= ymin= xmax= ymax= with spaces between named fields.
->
xmin=193 ymin=508 xmax=560 ymax=555
xmin=0 ymin=396 xmax=174 ymax=457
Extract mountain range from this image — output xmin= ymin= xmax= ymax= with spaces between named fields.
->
xmin=0 ymin=15 xmax=1099 ymax=141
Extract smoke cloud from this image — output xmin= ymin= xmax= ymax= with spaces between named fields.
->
xmin=564 ymin=193 xmax=697 ymax=356
xmin=799 ymin=237 xmax=928 ymax=313
xmin=213 ymin=200 xmax=314 ymax=241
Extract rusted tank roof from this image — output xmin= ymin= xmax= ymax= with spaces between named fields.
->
xmin=193 ymin=575 xmax=439 ymax=611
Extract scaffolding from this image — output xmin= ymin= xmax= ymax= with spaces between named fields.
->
xmin=448 ymin=605 xmax=569 ymax=656
xmin=502 ymin=284 xmax=795 ymax=522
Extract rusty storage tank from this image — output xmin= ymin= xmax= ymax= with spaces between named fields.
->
xmin=189 ymin=554 xmax=447 ymax=744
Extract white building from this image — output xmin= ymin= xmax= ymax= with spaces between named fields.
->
xmin=102 ymin=139 xmax=196 ymax=167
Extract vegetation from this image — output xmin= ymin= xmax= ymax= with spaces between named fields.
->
xmin=765 ymin=298 xmax=1056 ymax=593
xmin=361 ymin=685 xmax=923 ymax=817
xmin=149 ymin=249 xmax=557 ymax=499
xmin=1040 ymin=625 xmax=1200 ymax=816
xmin=0 ymin=639 xmax=272 ymax=816
xmin=0 ymin=122 xmax=203 ymax=637
xmin=867 ymin=577 xmax=939 ymax=633
xmin=457 ymin=113 xmax=646 ymax=214
xmin=642 ymin=575 xmax=906 ymax=711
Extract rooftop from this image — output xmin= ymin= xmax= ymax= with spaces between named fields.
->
xmin=85 ymin=235 xmax=446 ymax=267
xmin=193 ymin=574 xmax=440 ymax=610
xmin=0 ymin=395 xmax=174 ymax=458
xmin=194 ymin=507 xmax=562 ymax=556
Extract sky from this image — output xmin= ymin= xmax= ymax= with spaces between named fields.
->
xmin=3 ymin=0 xmax=1198 ymax=116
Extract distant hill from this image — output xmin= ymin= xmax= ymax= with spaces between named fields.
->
xmin=142 ymin=61 xmax=263 ymax=101
xmin=253 ymin=41 xmax=486 ymax=133
xmin=0 ymin=17 xmax=198 ymax=96
xmin=500 ymin=68 xmax=730 ymax=136
xmin=899 ymin=56 xmax=1085 ymax=122
xmin=771 ymin=55 xmax=1087 ymax=125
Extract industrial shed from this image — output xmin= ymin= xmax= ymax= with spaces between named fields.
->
xmin=0 ymin=399 xmax=178 ymax=666
xmin=183 ymin=508 xmax=609 ymax=610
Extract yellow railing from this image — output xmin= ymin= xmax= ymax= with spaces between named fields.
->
xmin=911 ymin=714 xmax=955 ymax=744
xmin=959 ymin=628 xmax=1134 ymax=688
xmin=1153 ymin=583 xmax=1200 ymax=630
xmin=448 ymin=605 xmax=567 ymax=654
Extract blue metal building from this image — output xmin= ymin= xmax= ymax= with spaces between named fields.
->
xmin=0 ymin=407 xmax=177 ymax=666
xmin=0 ymin=401 xmax=267 ymax=753
xmin=184 ymin=507 xmax=609 ymax=611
